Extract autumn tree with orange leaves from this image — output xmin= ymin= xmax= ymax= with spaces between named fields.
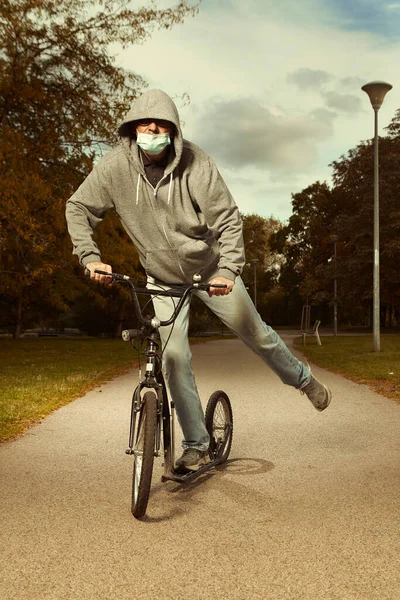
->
xmin=0 ymin=0 xmax=199 ymax=336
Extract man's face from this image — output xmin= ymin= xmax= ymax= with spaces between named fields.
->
xmin=135 ymin=119 xmax=174 ymax=136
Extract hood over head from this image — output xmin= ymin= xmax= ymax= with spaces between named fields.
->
xmin=118 ymin=89 xmax=183 ymax=175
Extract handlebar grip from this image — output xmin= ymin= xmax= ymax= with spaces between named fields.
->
xmin=196 ymin=283 xmax=228 ymax=290
xmin=122 ymin=329 xmax=142 ymax=341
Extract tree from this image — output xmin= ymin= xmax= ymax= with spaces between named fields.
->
xmin=272 ymin=109 xmax=400 ymax=328
xmin=241 ymin=214 xmax=284 ymax=321
xmin=269 ymin=182 xmax=339 ymax=324
xmin=331 ymin=124 xmax=400 ymax=326
xmin=0 ymin=0 xmax=199 ymax=335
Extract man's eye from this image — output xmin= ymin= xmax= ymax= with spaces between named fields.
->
xmin=137 ymin=119 xmax=171 ymax=128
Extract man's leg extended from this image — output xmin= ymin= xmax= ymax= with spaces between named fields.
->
xmin=197 ymin=276 xmax=310 ymax=388
xmin=150 ymin=283 xmax=210 ymax=451
xmin=197 ymin=276 xmax=332 ymax=411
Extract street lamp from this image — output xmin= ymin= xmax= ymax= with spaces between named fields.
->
xmin=330 ymin=235 xmax=338 ymax=336
xmin=361 ymin=80 xmax=392 ymax=352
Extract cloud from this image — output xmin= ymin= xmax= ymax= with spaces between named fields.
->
xmin=321 ymin=91 xmax=363 ymax=113
xmin=338 ymin=76 xmax=366 ymax=89
xmin=287 ymin=70 xmax=363 ymax=114
xmin=287 ymin=68 xmax=334 ymax=90
xmin=321 ymin=0 xmax=400 ymax=38
xmin=124 ymin=0 xmax=399 ymax=221
xmin=193 ymin=98 xmax=336 ymax=174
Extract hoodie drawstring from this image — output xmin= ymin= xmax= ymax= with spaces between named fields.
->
xmin=167 ymin=172 xmax=173 ymax=205
xmin=136 ymin=173 xmax=141 ymax=205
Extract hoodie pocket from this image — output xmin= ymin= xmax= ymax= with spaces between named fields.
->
xmin=177 ymin=239 xmax=219 ymax=278
xmin=145 ymin=240 xmax=219 ymax=283
xmin=145 ymin=247 xmax=183 ymax=283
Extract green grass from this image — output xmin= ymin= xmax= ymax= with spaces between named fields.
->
xmin=0 ymin=337 xmax=139 ymax=442
xmin=294 ymin=334 xmax=400 ymax=403
xmin=0 ymin=335 xmax=227 ymax=442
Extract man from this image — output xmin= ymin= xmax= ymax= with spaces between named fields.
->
xmin=66 ymin=89 xmax=332 ymax=470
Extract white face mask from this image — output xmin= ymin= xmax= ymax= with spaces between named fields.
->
xmin=136 ymin=132 xmax=171 ymax=155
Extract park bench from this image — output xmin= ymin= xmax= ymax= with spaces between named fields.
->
xmin=299 ymin=319 xmax=322 ymax=346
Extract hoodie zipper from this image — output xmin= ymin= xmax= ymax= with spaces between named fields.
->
xmin=137 ymin=171 xmax=186 ymax=279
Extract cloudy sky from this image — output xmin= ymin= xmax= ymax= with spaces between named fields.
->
xmin=116 ymin=0 xmax=399 ymax=222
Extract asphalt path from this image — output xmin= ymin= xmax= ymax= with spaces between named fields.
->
xmin=1 ymin=336 xmax=400 ymax=600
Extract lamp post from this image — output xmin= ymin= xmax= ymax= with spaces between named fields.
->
xmin=251 ymin=258 xmax=259 ymax=309
xmin=361 ymin=81 xmax=392 ymax=352
xmin=330 ymin=235 xmax=338 ymax=336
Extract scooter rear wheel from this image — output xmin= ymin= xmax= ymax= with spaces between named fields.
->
xmin=205 ymin=390 xmax=233 ymax=464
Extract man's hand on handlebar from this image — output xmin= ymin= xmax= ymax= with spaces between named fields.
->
xmin=208 ymin=276 xmax=234 ymax=297
xmin=85 ymin=262 xmax=113 ymax=286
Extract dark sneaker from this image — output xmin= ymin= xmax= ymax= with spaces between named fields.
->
xmin=175 ymin=448 xmax=210 ymax=471
xmin=301 ymin=375 xmax=332 ymax=411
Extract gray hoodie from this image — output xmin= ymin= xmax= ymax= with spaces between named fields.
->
xmin=65 ymin=89 xmax=245 ymax=284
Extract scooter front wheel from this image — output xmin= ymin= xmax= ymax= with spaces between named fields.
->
xmin=131 ymin=391 xmax=157 ymax=518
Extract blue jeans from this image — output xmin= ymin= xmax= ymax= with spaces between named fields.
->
xmin=150 ymin=276 xmax=310 ymax=451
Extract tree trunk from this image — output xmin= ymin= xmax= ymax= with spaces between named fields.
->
xmin=14 ymin=296 xmax=23 ymax=338
xmin=113 ymin=304 xmax=125 ymax=338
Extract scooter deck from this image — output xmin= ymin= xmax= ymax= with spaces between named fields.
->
xmin=161 ymin=460 xmax=216 ymax=483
